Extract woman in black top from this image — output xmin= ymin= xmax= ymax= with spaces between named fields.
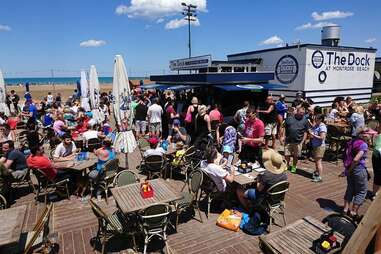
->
xmin=193 ymin=105 xmax=211 ymax=148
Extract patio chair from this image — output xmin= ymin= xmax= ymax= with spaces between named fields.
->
xmin=169 ymin=145 xmax=199 ymax=181
xmin=199 ymin=170 xmax=223 ymax=218
xmin=113 ymin=170 xmax=139 ymax=187
xmin=31 ymin=169 xmax=70 ymax=204
xmin=139 ymin=203 xmax=171 ymax=254
xmin=259 ymin=181 xmax=289 ymax=232
xmin=89 ymin=199 xmax=137 ymax=254
xmin=11 ymin=167 xmax=35 ymax=193
xmin=0 ymin=193 xmax=7 ymax=210
xmin=22 ymin=203 xmax=54 ymax=254
xmin=16 ymin=121 xmax=27 ymax=130
xmin=17 ymin=130 xmax=29 ymax=144
xmin=86 ymin=138 xmax=102 ymax=152
xmin=98 ymin=158 xmax=120 ymax=204
xmin=141 ymin=155 xmax=165 ymax=179
xmin=174 ymin=169 xmax=203 ymax=230
xmin=326 ymin=125 xmax=351 ymax=163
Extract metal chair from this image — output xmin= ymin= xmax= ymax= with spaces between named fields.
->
xmin=174 ymin=169 xmax=203 ymax=230
xmin=113 ymin=170 xmax=139 ymax=187
xmin=16 ymin=121 xmax=27 ymax=130
xmin=0 ymin=194 xmax=7 ymax=210
xmin=326 ymin=125 xmax=351 ymax=163
xmin=199 ymin=170 xmax=223 ymax=218
xmin=98 ymin=158 xmax=120 ymax=204
xmin=89 ymin=199 xmax=137 ymax=254
xmin=169 ymin=146 xmax=199 ymax=180
xmin=141 ymin=155 xmax=165 ymax=179
xmin=23 ymin=203 xmax=54 ymax=254
xmin=11 ymin=167 xmax=35 ymax=193
xmin=139 ymin=203 xmax=171 ymax=254
xmin=261 ymin=181 xmax=289 ymax=232
xmin=86 ymin=138 xmax=102 ymax=152
xmin=31 ymin=169 xmax=70 ymax=204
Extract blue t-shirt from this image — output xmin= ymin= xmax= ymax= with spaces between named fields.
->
xmin=275 ymin=101 xmax=288 ymax=117
xmin=311 ymin=123 xmax=327 ymax=148
xmin=28 ymin=104 xmax=38 ymax=120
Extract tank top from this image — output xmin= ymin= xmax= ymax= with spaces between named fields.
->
xmin=191 ymin=105 xmax=198 ymax=123
xmin=262 ymin=103 xmax=277 ymax=124
xmin=195 ymin=114 xmax=209 ymax=136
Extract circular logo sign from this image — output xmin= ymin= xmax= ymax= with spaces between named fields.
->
xmin=311 ymin=50 xmax=324 ymax=69
xmin=236 ymin=84 xmax=263 ymax=90
xmin=318 ymin=71 xmax=327 ymax=83
xmin=275 ymin=55 xmax=299 ymax=84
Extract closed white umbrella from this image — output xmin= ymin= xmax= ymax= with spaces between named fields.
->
xmin=80 ymin=70 xmax=91 ymax=111
xmin=112 ymin=55 xmax=136 ymax=168
xmin=89 ymin=65 xmax=103 ymax=123
xmin=0 ymin=69 xmax=10 ymax=116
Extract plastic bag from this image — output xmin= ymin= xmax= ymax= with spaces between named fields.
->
xmin=216 ymin=209 xmax=242 ymax=232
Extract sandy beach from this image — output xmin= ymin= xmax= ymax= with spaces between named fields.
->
xmin=8 ymin=79 xmax=151 ymax=102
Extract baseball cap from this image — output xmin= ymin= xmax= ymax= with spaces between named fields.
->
xmin=148 ymin=137 xmax=160 ymax=145
xmin=173 ymin=119 xmax=180 ymax=126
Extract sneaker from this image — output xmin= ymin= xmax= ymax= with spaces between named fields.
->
xmin=312 ymin=175 xmax=322 ymax=182
xmin=290 ymin=166 xmax=297 ymax=173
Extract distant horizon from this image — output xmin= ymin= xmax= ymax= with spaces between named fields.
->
xmin=3 ymin=76 xmax=149 ymax=85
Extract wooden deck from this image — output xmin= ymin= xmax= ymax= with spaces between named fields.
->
xmin=9 ymin=148 xmax=373 ymax=254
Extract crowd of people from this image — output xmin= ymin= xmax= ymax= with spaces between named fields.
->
xmin=0 ymin=87 xmax=380 ymax=220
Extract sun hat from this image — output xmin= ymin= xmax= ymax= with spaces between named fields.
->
xmin=191 ymin=97 xmax=199 ymax=104
xmin=263 ymin=150 xmax=287 ymax=174
xmin=262 ymin=148 xmax=275 ymax=162
xmin=148 ymin=137 xmax=159 ymax=145
xmin=222 ymin=145 xmax=233 ymax=154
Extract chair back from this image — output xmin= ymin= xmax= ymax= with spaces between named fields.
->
xmin=200 ymin=170 xmax=218 ymax=194
xmin=189 ymin=169 xmax=203 ymax=196
xmin=89 ymin=199 xmax=122 ymax=233
xmin=87 ymin=138 xmax=101 ymax=151
xmin=32 ymin=169 xmax=49 ymax=187
xmin=144 ymin=155 xmax=164 ymax=173
xmin=24 ymin=203 xmax=53 ymax=254
xmin=113 ymin=170 xmax=139 ymax=187
xmin=0 ymin=194 xmax=7 ymax=210
xmin=266 ymin=181 xmax=289 ymax=207
xmin=104 ymin=158 xmax=120 ymax=178
xmin=16 ymin=122 xmax=27 ymax=130
xmin=140 ymin=203 xmax=171 ymax=232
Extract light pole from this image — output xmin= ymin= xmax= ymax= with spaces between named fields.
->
xmin=181 ymin=2 xmax=197 ymax=59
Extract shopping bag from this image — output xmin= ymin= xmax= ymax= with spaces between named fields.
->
xmin=216 ymin=209 xmax=242 ymax=232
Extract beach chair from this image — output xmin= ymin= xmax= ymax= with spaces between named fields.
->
xmin=174 ymin=169 xmax=204 ymax=230
xmin=31 ymin=169 xmax=70 ymax=204
xmin=112 ymin=170 xmax=139 ymax=187
xmin=139 ymin=203 xmax=171 ymax=254
xmin=89 ymin=199 xmax=138 ymax=254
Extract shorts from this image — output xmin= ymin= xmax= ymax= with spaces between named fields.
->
xmin=11 ymin=168 xmax=28 ymax=180
xmin=135 ymin=120 xmax=147 ymax=133
xmin=312 ymin=146 xmax=326 ymax=159
xmin=264 ymin=123 xmax=277 ymax=136
xmin=149 ymin=122 xmax=162 ymax=133
xmin=284 ymin=143 xmax=302 ymax=157
xmin=344 ymin=166 xmax=368 ymax=205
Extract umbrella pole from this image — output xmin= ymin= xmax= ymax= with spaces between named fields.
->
xmin=125 ymin=152 xmax=129 ymax=170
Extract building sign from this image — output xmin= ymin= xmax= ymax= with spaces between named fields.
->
xmin=275 ymin=55 xmax=299 ymax=84
xmin=311 ymin=50 xmax=371 ymax=72
xmin=170 ymin=55 xmax=212 ymax=71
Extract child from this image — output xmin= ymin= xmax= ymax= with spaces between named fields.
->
xmin=219 ymin=145 xmax=234 ymax=171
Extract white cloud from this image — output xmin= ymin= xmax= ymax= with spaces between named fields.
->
xmin=115 ymin=0 xmax=207 ymax=19
xmin=144 ymin=24 xmax=152 ymax=29
xmin=80 ymin=40 xmax=106 ymax=48
xmin=0 ymin=24 xmax=11 ymax=32
xmin=165 ymin=17 xmax=200 ymax=30
xmin=260 ymin=35 xmax=284 ymax=45
xmin=156 ymin=18 xmax=165 ymax=23
xmin=365 ymin=38 xmax=376 ymax=43
xmin=295 ymin=22 xmax=337 ymax=30
xmin=312 ymin=11 xmax=353 ymax=21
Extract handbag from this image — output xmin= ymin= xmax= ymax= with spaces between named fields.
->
xmin=216 ymin=209 xmax=242 ymax=232
xmin=185 ymin=107 xmax=192 ymax=123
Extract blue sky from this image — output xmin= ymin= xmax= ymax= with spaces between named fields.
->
xmin=0 ymin=0 xmax=379 ymax=77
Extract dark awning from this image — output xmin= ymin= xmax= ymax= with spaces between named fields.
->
xmin=213 ymin=83 xmax=287 ymax=91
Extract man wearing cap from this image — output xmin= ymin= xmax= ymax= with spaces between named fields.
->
xmin=292 ymin=91 xmax=304 ymax=108
xmin=143 ymin=137 xmax=166 ymax=157
xmin=237 ymin=150 xmax=288 ymax=210
xmin=167 ymin=119 xmax=190 ymax=145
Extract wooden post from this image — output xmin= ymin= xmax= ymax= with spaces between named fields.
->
xmin=342 ymin=193 xmax=381 ymax=254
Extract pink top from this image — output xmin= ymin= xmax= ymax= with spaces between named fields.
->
xmin=209 ymin=109 xmax=223 ymax=122
xmin=243 ymin=118 xmax=265 ymax=147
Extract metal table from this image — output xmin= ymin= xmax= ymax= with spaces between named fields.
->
xmin=111 ymin=178 xmax=183 ymax=214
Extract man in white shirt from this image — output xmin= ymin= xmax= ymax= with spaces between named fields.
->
xmin=147 ymin=98 xmax=163 ymax=137
xmin=83 ymin=124 xmax=104 ymax=144
xmin=53 ymin=133 xmax=77 ymax=162
xmin=47 ymin=92 xmax=54 ymax=106
xmin=201 ymin=148 xmax=234 ymax=192
xmin=143 ymin=137 xmax=165 ymax=157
